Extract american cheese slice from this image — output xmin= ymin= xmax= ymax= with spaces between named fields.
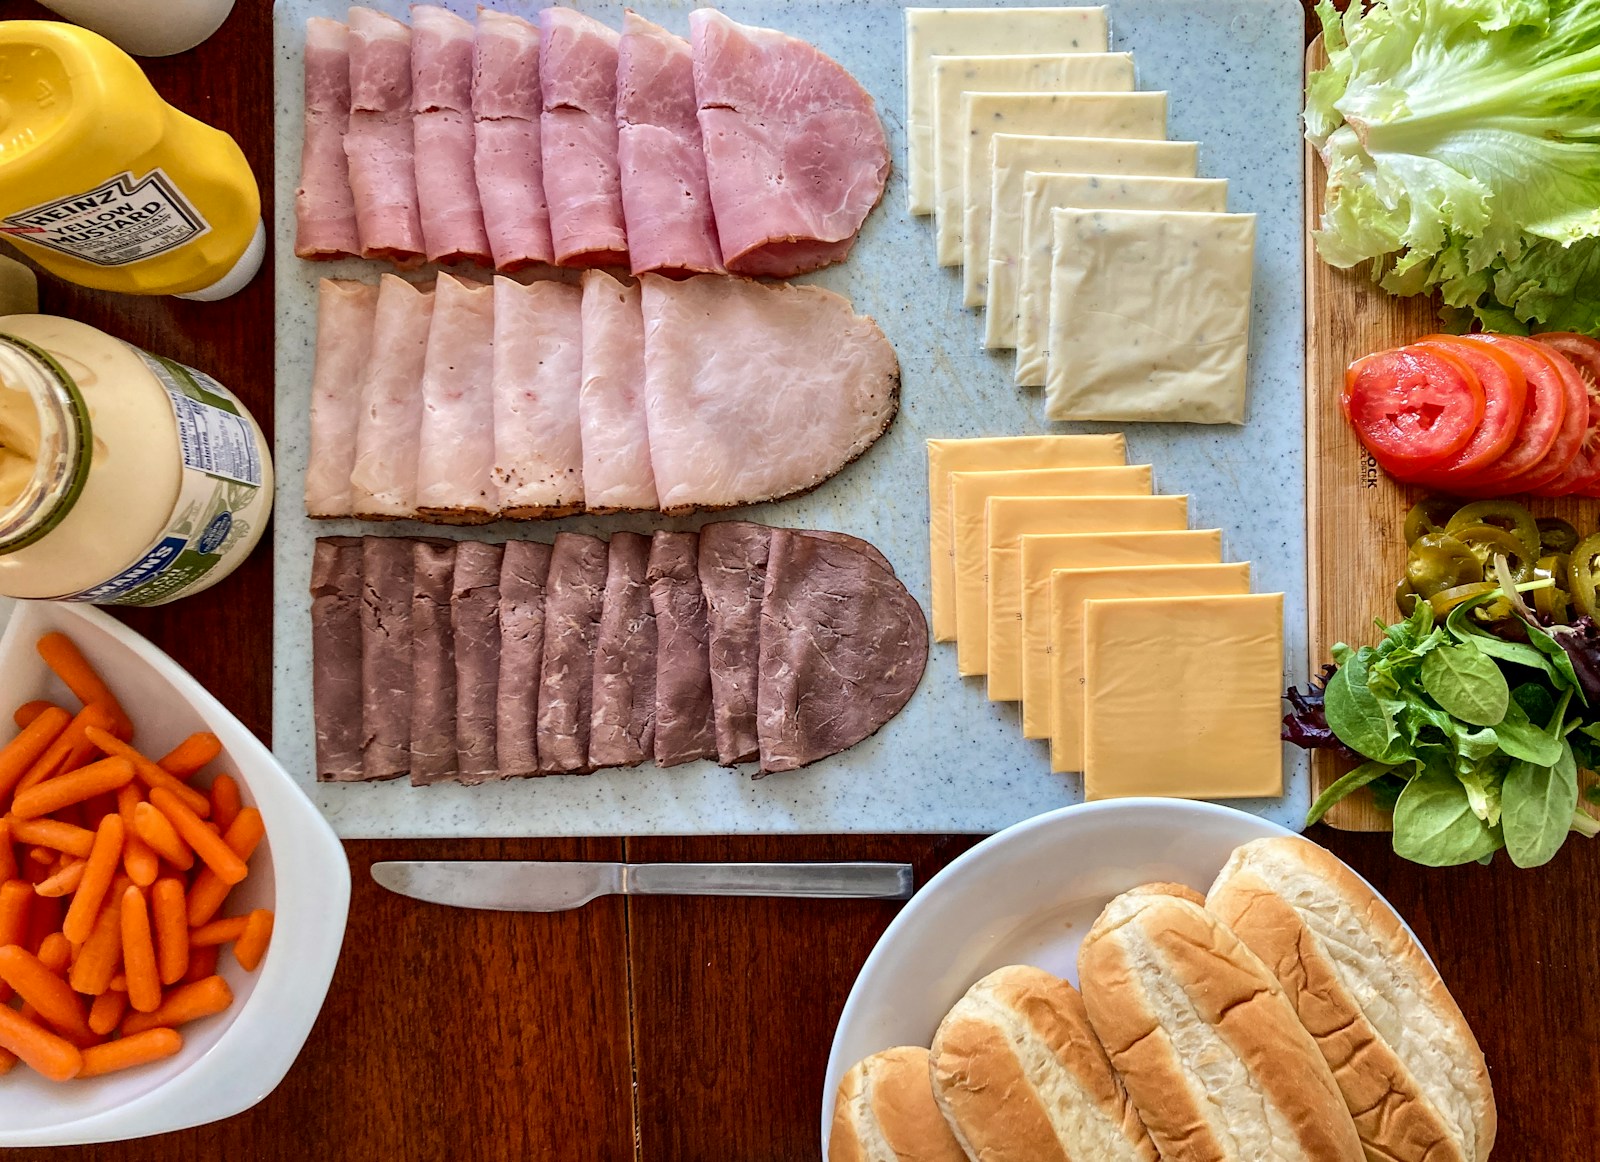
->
xmin=968 ymin=492 xmax=1186 ymax=679
xmin=928 ymin=435 xmax=1127 ymax=641
xmin=1018 ymin=530 xmax=1224 ymax=738
xmin=1046 ymin=207 xmax=1257 ymax=423
xmin=1011 ymin=174 xmax=1229 ymax=377
xmin=1080 ymin=593 xmax=1283 ymax=800
xmin=904 ymin=7 xmax=1109 ymax=215
xmin=931 ymin=54 xmax=1135 ymax=244
xmin=1047 ymin=562 xmax=1251 ymax=770
xmin=947 ymin=91 xmax=1168 ymax=277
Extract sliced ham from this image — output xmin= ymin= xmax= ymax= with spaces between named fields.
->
xmin=578 ymin=270 xmax=657 ymax=512
xmin=416 ymin=274 xmax=497 ymax=522
xmin=359 ymin=535 xmax=414 ymax=781
xmin=411 ymin=5 xmax=491 ymax=265
xmin=411 ymin=539 xmax=459 ymax=785
xmin=296 ymin=18 xmax=361 ymax=259
xmin=311 ymin=537 xmax=364 ymax=782
xmin=497 ymin=540 xmax=552 ymax=777
xmin=350 ymin=274 xmax=434 ymax=520
xmin=698 ymin=521 xmax=770 ymax=766
xmin=589 ymin=531 xmax=656 ymax=769
xmin=492 ymin=277 xmax=585 ymax=517
xmin=452 ymin=540 xmax=503 ymax=783
xmin=690 ymin=9 xmax=888 ymax=277
xmin=473 ymin=11 xmax=553 ymax=269
xmin=617 ymin=13 xmax=723 ymax=276
xmin=537 ymin=532 xmax=609 ymax=773
xmin=306 ymin=278 xmax=378 ymax=518
xmin=640 ymin=274 xmax=899 ymax=511
xmin=648 ymin=531 xmax=716 ymax=767
xmin=539 ymin=8 xmax=628 ymax=267
xmin=757 ymin=529 xmax=927 ymax=773
xmin=345 ymin=7 xmax=425 ymax=263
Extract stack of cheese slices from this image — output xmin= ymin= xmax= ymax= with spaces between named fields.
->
xmin=830 ymin=837 xmax=1497 ymax=1162
xmin=904 ymin=7 xmax=1257 ymax=424
xmin=928 ymin=433 xmax=1281 ymax=799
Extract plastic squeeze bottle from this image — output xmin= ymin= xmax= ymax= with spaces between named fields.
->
xmin=0 ymin=22 xmax=264 ymax=299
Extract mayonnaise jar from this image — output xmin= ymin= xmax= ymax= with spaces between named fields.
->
xmin=0 ymin=315 xmax=272 ymax=604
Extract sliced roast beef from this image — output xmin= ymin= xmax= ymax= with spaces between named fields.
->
xmin=536 ymin=532 xmax=609 ymax=773
xmin=588 ymin=531 xmax=657 ymax=769
xmin=452 ymin=541 xmax=503 ymax=783
xmin=359 ymin=535 xmax=416 ymax=781
xmin=648 ymin=531 xmax=717 ymax=767
xmin=697 ymin=521 xmax=771 ymax=766
xmin=497 ymin=539 xmax=553 ymax=777
xmin=800 ymin=530 xmax=895 ymax=577
xmin=311 ymin=537 xmax=364 ymax=782
xmin=410 ymin=539 xmax=459 ymax=785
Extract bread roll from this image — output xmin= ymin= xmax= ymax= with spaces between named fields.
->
xmin=929 ymin=965 xmax=1157 ymax=1161
xmin=1206 ymin=837 xmax=1496 ymax=1162
xmin=830 ymin=1046 xmax=967 ymax=1162
xmin=1078 ymin=892 xmax=1363 ymax=1161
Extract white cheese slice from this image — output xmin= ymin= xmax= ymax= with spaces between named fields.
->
xmin=904 ymin=7 xmax=1109 ymax=215
xmin=1046 ymin=207 xmax=1256 ymax=423
xmin=952 ymin=92 xmax=1168 ymax=289
xmin=931 ymin=54 xmax=1135 ymax=244
xmin=983 ymin=135 xmax=1196 ymax=340
xmin=1009 ymin=174 xmax=1228 ymax=371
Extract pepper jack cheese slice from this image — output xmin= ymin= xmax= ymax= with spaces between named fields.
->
xmin=931 ymin=54 xmax=1136 ymax=245
xmin=951 ymin=91 xmax=1169 ymax=280
xmin=1047 ymin=562 xmax=1251 ymax=769
xmin=1080 ymin=592 xmax=1283 ymax=800
xmin=904 ymin=7 xmax=1109 ymax=215
xmin=928 ymin=435 xmax=1127 ymax=641
xmin=1046 ymin=207 xmax=1257 ymax=424
xmin=1011 ymin=174 xmax=1229 ymax=378
xmin=1018 ymin=530 xmax=1224 ymax=738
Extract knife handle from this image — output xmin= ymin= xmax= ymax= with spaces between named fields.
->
xmin=623 ymin=862 xmax=913 ymax=899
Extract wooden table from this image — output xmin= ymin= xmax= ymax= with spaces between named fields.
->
xmin=3 ymin=2 xmax=1595 ymax=1157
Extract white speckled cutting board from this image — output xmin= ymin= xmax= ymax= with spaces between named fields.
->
xmin=272 ymin=0 xmax=1309 ymax=837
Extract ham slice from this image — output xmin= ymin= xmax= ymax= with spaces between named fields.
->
xmin=311 ymin=537 xmax=365 ymax=782
xmin=411 ymin=539 xmax=458 ymax=785
xmin=578 ymin=270 xmax=657 ymax=512
xmin=589 ymin=531 xmax=656 ymax=769
xmin=296 ymin=18 xmax=361 ymax=259
xmin=350 ymin=275 xmax=434 ymax=520
xmin=537 ymin=532 xmax=609 ymax=773
xmin=492 ymin=277 xmax=585 ymax=517
xmin=539 ymin=8 xmax=628 ymax=267
xmin=648 ymin=531 xmax=716 ymax=767
xmin=617 ymin=13 xmax=723 ymax=276
xmin=497 ymin=540 xmax=553 ymax=777
xmin=639 ymin=274 xmax=899 ymax=511
xmin=698 ymin=521 xmax=770 ymax=766
xmin=345 ymin=7 xmax=425 ymax=263
xmin=411 ymin=5 xmax=491 ymax=265
xmin=416 ymin=274 xmax=497 ymax=522
xmin=452 ymin=540 xmax=503 ymax=783
xmin=473 ymin=11 xmax=553 ymax=269
xmin=359 ymin=535 xmax=414 ymax=781
xmin=306 ymin=279 xmax=378 ymax=518
xmin=690 ymin=10 xmax=888 ymax=277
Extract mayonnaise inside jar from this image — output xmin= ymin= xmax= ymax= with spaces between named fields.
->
xmin=0 ymin=315 xmax=273 ymax=605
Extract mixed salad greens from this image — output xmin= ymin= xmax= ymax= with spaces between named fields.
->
xmin=1306 ymin=0 xmax=1600 ymax=334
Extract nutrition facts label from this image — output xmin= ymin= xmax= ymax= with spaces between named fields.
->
xmin=142 ymin=354 xmax=264 ymax=487
xmin=0 ymin=169 xmax=212 ymax=267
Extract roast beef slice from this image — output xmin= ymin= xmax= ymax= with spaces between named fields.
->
xmin=648 ymin=530 xmax=717 ymax=766
xmin=359 ymin=534 xmax=416 ymax=781
xmin=497 ymin=539 xmax=553 ymax=777
xmin=411 ymin=539 xmax=460 ymax=785
xmin=698 ymin=521 xmax=771 ymax=765
xmin=452 ymin=540 xmax=503 ymax=783
xmin=312 ymin=537 xmax=365 ymax=782
xmin=536 ymin=532 xmax=609 ymax=773
xmin=589 ymin=530 xmax=656 ymax=768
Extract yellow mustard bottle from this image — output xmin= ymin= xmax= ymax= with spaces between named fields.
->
xmin=0 ymin=21 xmax=264 ymax=299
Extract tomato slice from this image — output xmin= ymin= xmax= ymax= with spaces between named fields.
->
xmin=1530 ymin=333 xmax=1600 ymax=496
xmin=1405 ymin=334 xmax=1526 ymax=485
xmin=1340 ymin=346 xmax=1485 ymax=475
xmin=1483 ymin=338 xmax=1587 ymax=493
xmin=1450 ymin=335 xmax=1571 ymax=489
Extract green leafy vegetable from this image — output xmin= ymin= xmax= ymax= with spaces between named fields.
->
xmin=1419 ymin=641 xmax=1509 ymax=725
xmin=1306 ymin=759 xmax=1396 ymax=826
xmin=1393 ymin=767 xmax=1505 ymax=866
xmin=1502 ymin=744 xmax=1580 ymax=867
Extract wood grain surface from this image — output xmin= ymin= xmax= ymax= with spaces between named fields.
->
xmin=1 ymin=3 xmax=1597 ymax=1159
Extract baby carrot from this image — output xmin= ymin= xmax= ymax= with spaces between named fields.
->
xmin=158 ymin=733 xmax=221 ymax=779
xmin=0 ymin=705 xmax=71 ymax=807
xmin=10 ymin=756 xmax=135 ymax=820
xmin=116 ymin=783 xmax=159 ymax=888
xmin=15 ymin=703 xmax=117 ymax=799
xmin=233 ymin=909 xmax=274 ymax=972
xmin=151 ymin=878 xmax=188 ymax=986
xmin=12 ymin=700 xmax=58 ymax=730
xmin=120 ymin=886 xmax=161 ymax=1014
xmin=33 ymin=858 xmax=85 ymax=898
xmin=189 ymin=916 xmax=248 ymax=947
xmin=35 ymin=931 xmax=70 ymax=974
xmin=185 ymin=808 xmax=264 ymax=926
xmin=78 ymin=1027 xmax=182 ymax=1079
xmin=36 ymin=632 xmax=132 ymax=740
xmin=131 ymin=801 xmax=194 ymax=871
xmin=0 ymin=945 xmax=93 ymax=1042
xmin=122 ymin=974 xmax=232 ymax=1036
xmin=208 ymin=773 xmax=241 ymax=832
xmin=67 ymin=892 xmax=123 ymax=996
xmin=84 ymin=728 xmax=209 ymax=818
xmin=87 ymin=989 xmax=127 ymax=1037
xmin=0 ymin=1005 xmax=82 ymax=1081
xmin=183 ymin=942 xmax=218 ymax=984
xmin=0 ymin=819 xmax=14 ymax=882
xmin=0 ymin=878 xmax=31 ymax=947
xmin=8 ymin=817 xmax=95 ymax=858
xmin=108 ymin=973 xmax=126 ymax=992
xmin=149 ymin=788 xmax=243 ymax=885
xmin=62 ymin=814 xmax=123 ymax=946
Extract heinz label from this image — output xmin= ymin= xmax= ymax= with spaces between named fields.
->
xmin=0 ymin=170 xmax=212 ymax=267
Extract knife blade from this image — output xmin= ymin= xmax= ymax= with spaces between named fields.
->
xmin=371 ymin=860 xmax=915 ymax=912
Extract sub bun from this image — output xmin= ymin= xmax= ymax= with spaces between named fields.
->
xmin=1206 ymin=837 xmax=1496 ymax=1162
xmin=830 ymin=1046 xmax=968 ymax=1162
xmin=1078 ymin=892 xmax=1363 ymax=1162
xmin=929 ymin=965 xmax=1157 ymax=1162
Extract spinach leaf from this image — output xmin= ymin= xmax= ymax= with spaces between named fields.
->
xmin=1323 ymin=662 xmax=1401 ymax=762
xmin=1419 ymin=641 xmax=1509 ymax=726
xmin=1502 ymin=743 xmax=1580 ymax=869
xmin=1393 ymin=767 xmax=1505 ymax=866
xmin=1456 ymin=761 xmax=1504 ymax=827
xmin=1525 ymin=619 xmax=1585 ymax=699
xmin=1447 ymin=603 xmax=1560 ymax=679
xmin=1370 ymin=774 xmax=1407 ymax=813
xmin=1512 ymin=683 xmax=1556 ymax=726
xmin=1305 ymin=760 xmax=1397 ymax=827
xmin=1493 ymin=695 xmax=1565 ymax=766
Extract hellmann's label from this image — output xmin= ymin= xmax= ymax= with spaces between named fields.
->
xmin=0 ymin=170 xmax=212 ymax=267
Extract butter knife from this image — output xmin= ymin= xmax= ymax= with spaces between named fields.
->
xmin=371 ymin=860 xmax=915 ymax=912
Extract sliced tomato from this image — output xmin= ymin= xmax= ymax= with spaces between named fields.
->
xmin=1482 ymin=338 xmax=1586 ymax=493
xmin=1530 ymin=333 xmax=1600 ymax=496
xmin=1405 ymin=334 xmax=1526 ymax=485
xmin=1450 ymin=334 xmax=1572 ymax=490
xmin=1341 ymin=346 xmax=1485 ymax=476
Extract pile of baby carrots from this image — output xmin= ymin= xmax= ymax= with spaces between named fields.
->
xmin=0 ymin=631 xmax=273 ymax=1083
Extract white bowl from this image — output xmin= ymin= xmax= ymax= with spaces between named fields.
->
xmin=0 ymin=601 xmax=349 ymax=1146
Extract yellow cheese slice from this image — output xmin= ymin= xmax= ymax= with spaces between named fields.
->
xmin=1018 ymin=530 xmax=1224 ymax=738
xmin=968 ymin=492 xmax=1185 ymax=679
xmin=1047 ymin=562 xmax=1251 ymax=769
xmin=928 ymin=435 xmax=1126 ymax=641
xmin=1080 ymin=592 xmax=1284 ymax=800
